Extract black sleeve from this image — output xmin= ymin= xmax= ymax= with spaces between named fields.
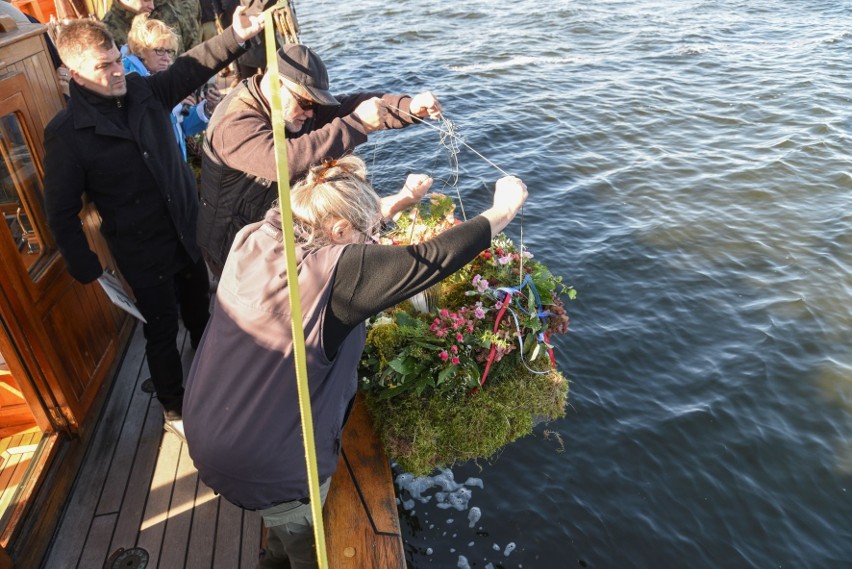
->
xmin=323 ymin=215 xmax=492 ymax=358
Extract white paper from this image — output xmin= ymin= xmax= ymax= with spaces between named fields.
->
xmin=97 ymin=272 xmax=147 ymax=323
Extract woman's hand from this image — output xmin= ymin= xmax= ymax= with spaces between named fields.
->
xmin=380 ymin=174 xmax=434 ymax=220
xmin=399 ymin=174 xmax=432 ymax=205
xmin=483 ymin=176 xmax=528 ymax=236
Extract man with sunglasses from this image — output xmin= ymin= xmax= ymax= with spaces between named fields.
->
xmin=197 ymin=43 xmax=444 ymax=276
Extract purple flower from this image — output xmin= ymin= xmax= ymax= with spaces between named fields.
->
xmin=472 ymin=274 xmax=489 ymax=292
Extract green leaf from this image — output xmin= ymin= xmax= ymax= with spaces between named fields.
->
xmin=388 ymin=356 xmax=416 ymax=375
xmin=437 ymin=365 xmax=457 ymax=384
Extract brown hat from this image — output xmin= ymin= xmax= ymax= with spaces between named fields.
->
xmin=276 ymin=44 xmax=339 ymax=107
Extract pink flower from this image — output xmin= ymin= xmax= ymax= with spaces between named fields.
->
xmin=451 ymin=356 xmax=460 ymax=365
xmin=456 ymin=333 xmax=464 ymax=342
xmin=440 ymin=308 xmax=449 ymax=318
xmin=472 ymin=274 xmax=488 ymax=293
xmin=498 ymin=254 xmax=513 ymax=265
xmin=451 ymin=345 xmax=458 ymax=353
xmin=474 ymin=302 xmax=485 ymax=319
xmin=439 ymin=351 xmax=449 ymax=362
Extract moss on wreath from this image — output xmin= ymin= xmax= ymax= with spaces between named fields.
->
xmin=362 ymin=362 xmax=568 ymax=476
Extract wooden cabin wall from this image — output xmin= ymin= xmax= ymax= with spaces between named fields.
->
xmin=8 ymin=1 xmax=57 ymax=23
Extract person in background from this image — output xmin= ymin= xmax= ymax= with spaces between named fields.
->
xmin=43 ymin=10 xmax=264 ymax=440
xmin=122 ymin=14 xmax=222 ymax=160
xmin=150 ymin=0 xmax=201 ymax=53
xmin=197 ymin=43 xmax=444 ymax=276
xmin=103 ymin=0 xmax=201 ymax=55
xmin=200 ymin=0 xmax=239 ymax=41
xmin=184 ymin=155 xmax=528 ymax=568
xmin=101 ymin=0 xmax=154 ymax=50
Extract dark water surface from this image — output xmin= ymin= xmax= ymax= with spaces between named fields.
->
xmin=299 ymin=1 xmax=850 ymax=567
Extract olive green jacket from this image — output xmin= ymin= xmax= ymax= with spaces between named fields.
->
xmin=101 ymin=0 xmax=201 ymax=54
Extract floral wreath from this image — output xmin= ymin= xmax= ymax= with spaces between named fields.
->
xmin=359 ymin=193 xmax=574 ymax=474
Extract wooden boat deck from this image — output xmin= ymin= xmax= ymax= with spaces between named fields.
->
xmin=42 ymin=323 xmax=404 ymax=569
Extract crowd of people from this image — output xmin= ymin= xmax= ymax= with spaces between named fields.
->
xmin=39 ymin=1 xmax=528 ymax=567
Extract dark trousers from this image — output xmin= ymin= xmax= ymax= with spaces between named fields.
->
xmin=133 ymin=257 xmax=210 ymax=415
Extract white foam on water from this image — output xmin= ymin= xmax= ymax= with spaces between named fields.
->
xmin=449 ymin=54 xmax=602 ymax=73
xmin=467 ymin=506 xmax=481 ymax=528
xmin=396 ymin=467 xmax=526 ymax=566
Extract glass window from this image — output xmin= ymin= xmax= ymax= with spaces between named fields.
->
xmin=0 ymin=112 xmax=44 ymax=272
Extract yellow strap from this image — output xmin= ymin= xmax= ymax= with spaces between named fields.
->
xmin=264 ymin=12 xmax=330 ymax=568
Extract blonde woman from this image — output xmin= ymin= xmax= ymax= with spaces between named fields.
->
xmin=122 ymin=14 xmax=221 ymax=160
xmin=183 ymin=155 xmax=527 ymax=567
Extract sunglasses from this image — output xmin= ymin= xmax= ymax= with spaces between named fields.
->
xmin=286 ymin=86 xmax=316 ymax=111
xmin=152 ymin=47 xmax=176 ymax=57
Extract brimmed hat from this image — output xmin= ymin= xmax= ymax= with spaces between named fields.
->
xmin=276 ymin=44 xmax=339 ymax=107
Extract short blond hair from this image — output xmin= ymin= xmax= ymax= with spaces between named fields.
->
xmin=290 ymin=155 xmax=381 ymax=249
xmin=127 ymin=14 xmax=180 ymax=56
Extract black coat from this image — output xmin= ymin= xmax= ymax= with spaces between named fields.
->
xmin=44 ymin=28 xmax=246 ymax=289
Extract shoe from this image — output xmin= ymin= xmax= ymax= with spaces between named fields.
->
xmin=164 ymin=418 xmax=186 ymax=442
xmin=163 ymin=412 xmax=186 ymax=442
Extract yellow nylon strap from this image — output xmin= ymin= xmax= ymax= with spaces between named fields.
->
xmin=264 ymin=11 xmax=330 ymax=568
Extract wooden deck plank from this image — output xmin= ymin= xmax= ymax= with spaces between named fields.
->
xmin=324 ymin=395 xmax=404 ymax=568
xmin=239 ymin=510 xmax=263 ymax=569
xmin=44 ymin=325 xmax=406 ymax=569
xmin=135 ymin=426 xmax=183 ymax=568
xmin=106 ymin=398 xmax=162 ymax=557
xmin=156 ymin=441 xmax=197 ymax=569
xmin=211 ymin=497 xmax=243 ymax=569
xmin=0 ymin=446 xmax=33 ymax=515
xmin=338 ymin=397 xmax=401 ymax=534
xmin=41 ymin=324 xmax=146 ymax=569
xmin=185 ymin=481 xmax=219 ymax=569
xmin=76 ymin=513 xmax=118 ymax=569
xmin=95 ymin=370 xmax=155 ymax=516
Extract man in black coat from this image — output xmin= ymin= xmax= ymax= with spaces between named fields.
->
xmin=44 ymin=10 xmax=264 ymax=439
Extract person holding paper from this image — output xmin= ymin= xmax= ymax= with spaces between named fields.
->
xmin=43 ymin=11 xmax=264 ymax=440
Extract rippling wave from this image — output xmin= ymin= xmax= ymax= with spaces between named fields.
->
xmin=299 ymin=0 xmax=851 ymax=566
